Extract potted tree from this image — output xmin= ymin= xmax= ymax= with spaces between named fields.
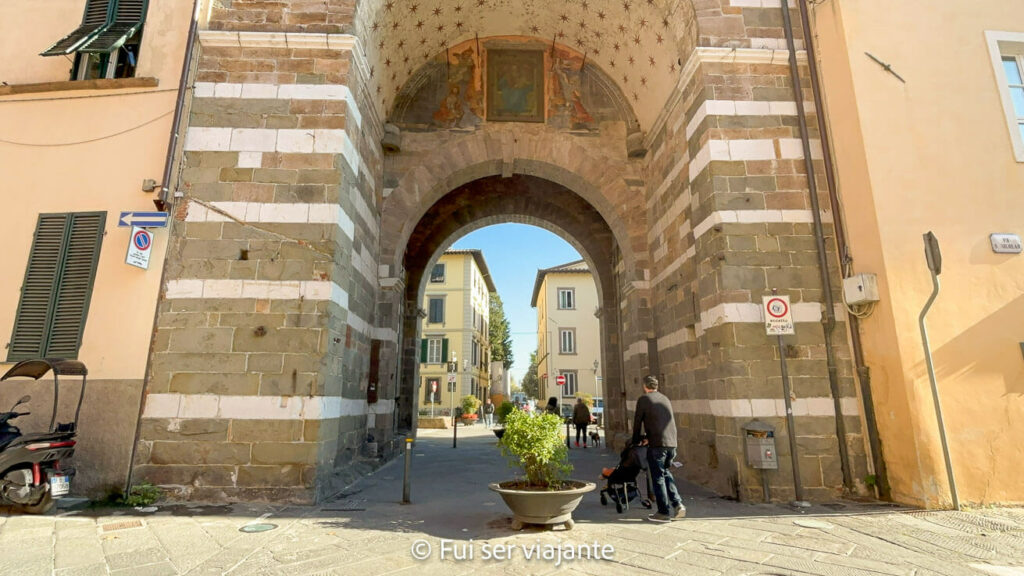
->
xmin=460 ymin=395 xmax=481 ymax=424
xmin=489 ymin=409 xmax=595 ymax=530
xmin=492 ymin=400 xmax=515 ymax=440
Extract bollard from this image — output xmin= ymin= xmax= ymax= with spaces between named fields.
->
xmin=402 ymin=437 xmax=413 ymax=504
xmin=566 ymin=418 xmax=571 ymax=449
xmin=453 ymin=414 xmax=458 ymax=449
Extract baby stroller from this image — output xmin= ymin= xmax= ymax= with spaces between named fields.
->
xmin=599 ymin=440 xmax=653 ymax=513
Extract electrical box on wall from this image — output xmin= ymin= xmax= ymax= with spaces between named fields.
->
xmin=843 ymin=273 xmax=880 ymax=305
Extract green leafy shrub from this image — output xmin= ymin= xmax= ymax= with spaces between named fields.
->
xmin=498 ymin=409 xmax=571 ymax=489
xmin=496 ymin=400 xmax=515 ymax=424
xmin=123 ymin=482 xmax=162 ymax=507
xmin=461 ymin=394 xmax=481 ymax=416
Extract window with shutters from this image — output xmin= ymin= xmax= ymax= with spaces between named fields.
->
xmin=987 ymin=31 xmax=1024 ymax=161
xmin=560 ymin=371 xmax=578 ymax=397
xmin=424 ymin=377 xmax=441 ymax=404
xmin=8 ymin=212 xmax=106 ymax=362
xmin=428 ymin=297 xmax=445 ymax=323
xmin=421 ymin=337 xmax=446 ymax=364
xmin=40 ymin=0 xmax=149 ymax=81
xmin=559 ymin=328 xmax=576 ymax=354
xmin=430 ymin=264 xmax=445 ymax=283
xmin=558 ymin=288 xmax=575 ymax=309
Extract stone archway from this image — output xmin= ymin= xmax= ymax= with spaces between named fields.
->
xmin=134 ymin=0 xmax=869 ymax=505
xmin=391 ymin=174 xmax=628 ymax=439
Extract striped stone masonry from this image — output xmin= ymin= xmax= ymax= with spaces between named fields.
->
xmin=135 ymin=27 xmax=388 ymax=503
xmin=635 ymin=45 xmax=867 ymax=502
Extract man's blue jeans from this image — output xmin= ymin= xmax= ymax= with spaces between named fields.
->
xmin=646 ymin=446 xmax=682 ymax=515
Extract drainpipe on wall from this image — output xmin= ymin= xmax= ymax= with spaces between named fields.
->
xmin=796 ymin=0 xmax=890 ymax=500
xmin=779 ymin=0 xmax=854 ymax=491
xmin=154 ymin=0 xmax=202 ymax=211
xmin=124 ymin=0 xmax=202 ymax=494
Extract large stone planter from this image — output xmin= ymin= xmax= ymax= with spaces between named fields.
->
xmin=489 ymin=481 xmax=595 ymax=530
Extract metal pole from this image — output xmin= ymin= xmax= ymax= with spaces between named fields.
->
xmin=919 ymin=247 xmax=959 ymax=510
xmin=453 ymin=410 xmax=458 ymax=449
xmin=402 ymin=437 xmax=413 ymax=504
xmin=778 ymin=333 xmax=809 ymax=507
xmin=566 ymin=418 xmax=571 ymax=449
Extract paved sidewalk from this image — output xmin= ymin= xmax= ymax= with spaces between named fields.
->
xmin=2 ymin=425 xmax=1023 ymax=576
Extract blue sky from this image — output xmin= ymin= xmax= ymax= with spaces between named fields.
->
xmin=451 ymin=224 xmax=582 ymax=383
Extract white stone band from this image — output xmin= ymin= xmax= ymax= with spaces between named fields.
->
xmin=183 ymin=127 xmax=361 ymax=174
xmin=192 ymin=83 xmax=362 ymax=129
xmin=689 ymin=138 xmax=824 ymax=182
xmin=165 ymin=279 xmax=349 ymax=309
xmin=626 ymin=397 xmax=861 ymax=418
xmin=143 ymin=393 xmax=395 ymax=420
xmin=185 ymin=201 xmax=355 ymax=240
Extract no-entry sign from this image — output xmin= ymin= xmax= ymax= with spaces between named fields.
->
xmin=556 ymin=374 xmax=566 ymax=386
xmin=763 ymin=295 xmax=795 ymax=335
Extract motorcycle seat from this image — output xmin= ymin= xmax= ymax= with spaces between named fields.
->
xmin=0 ymin=432 xmax=72 ymax=450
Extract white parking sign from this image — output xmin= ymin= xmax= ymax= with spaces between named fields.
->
xmin=763 ymin=295 xmax=794 ymax=335
xmin=125 ymin=226 xmax=153 ymax=270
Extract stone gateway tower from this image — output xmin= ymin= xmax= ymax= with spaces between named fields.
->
xmin=134 ymin=0 xmax=873 ymax=505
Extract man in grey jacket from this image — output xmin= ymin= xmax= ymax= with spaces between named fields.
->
xmin=632 ymin=375 xmax=685 ymax=522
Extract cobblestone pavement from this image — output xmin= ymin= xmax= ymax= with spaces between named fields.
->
xmin=1 ymin=425 xmax=1023 ymax=576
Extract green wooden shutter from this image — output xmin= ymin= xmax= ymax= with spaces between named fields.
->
xmin=41 ymin=0 xmax=115 ymax=56
xmin=46 ymin=213 xmax=105 ymax=357
xmin=441 ymin=338 xmax=449 ymax=363
xmin=81 ymin=0 xmax=149 ymax=53
xmin=8 ymin=213 xmax=105 ymax=361
xmin=420 ymin=338 xmax=428 ymax=364
xmin=8 ymin=215 xmax=70 ymax=359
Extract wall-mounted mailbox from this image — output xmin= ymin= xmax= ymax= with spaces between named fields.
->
xmin=744 ymin=420 xmax=778 ymax=470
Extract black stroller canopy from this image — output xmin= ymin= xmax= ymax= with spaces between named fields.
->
xmin=1 ymin=359 xmax=88 ymax=381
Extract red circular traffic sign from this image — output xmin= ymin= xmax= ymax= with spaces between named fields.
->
xmin=132 ymin=229 xmax=152 ymax=251
xmin=556 ymin=375 xmax=566 ymax=386
xmin=765 ymin=297 xmax=789 ymax=318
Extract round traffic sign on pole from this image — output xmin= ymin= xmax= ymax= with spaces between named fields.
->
xmin=556 ymin=375 xmax=566 ymax=386
xmin=766 ymin=297 xmax=789 ymax=318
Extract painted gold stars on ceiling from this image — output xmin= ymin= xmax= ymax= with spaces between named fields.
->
xmin=357 ymin=0 xmax=696 ymax=130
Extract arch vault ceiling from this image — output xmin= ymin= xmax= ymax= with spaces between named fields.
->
xmin=356 ymin=0 xmax=698 ymax=130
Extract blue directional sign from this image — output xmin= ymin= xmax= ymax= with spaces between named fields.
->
xmin=118 ymin=211 xmax=169 ymax=228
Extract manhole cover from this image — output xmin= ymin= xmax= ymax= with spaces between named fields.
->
xmin=239 ymin=523 xmax=278 ymax=533
xmin=101 ymin=519 xmax=144 ymax=532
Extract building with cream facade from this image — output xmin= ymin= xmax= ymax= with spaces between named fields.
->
xmin=417 ymin=250 xmax=495 ymax=414
xmin=532 ymin=261 xmax=603 ymax=415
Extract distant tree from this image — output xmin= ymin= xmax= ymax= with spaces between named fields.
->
xmin=521 ymin=351 xmax=539 ymax=399
xmin=489 ymin=293 xmax=514 ymax=370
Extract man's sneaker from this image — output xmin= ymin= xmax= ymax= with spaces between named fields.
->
xmin=647 ymin=513 xmax=672 ymax=523
xmin=672 ymin=505 xmax=687 ymax=520
xmin=575 ymin=441 xmax=580 ymax=447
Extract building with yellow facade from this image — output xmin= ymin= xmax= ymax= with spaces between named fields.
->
xmin=417 ymin=250 xmax=495 ymax=416
xmin=811 ymin=0 xmax=1024 ymax=508
xmin=532 ymin=261 xmax=603 ymax=416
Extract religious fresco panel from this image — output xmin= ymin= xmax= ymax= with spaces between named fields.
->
xmin=389 ymin=36 xmax=637 ymax=133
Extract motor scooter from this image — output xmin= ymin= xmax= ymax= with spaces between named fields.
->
xmin=0 ymin=359 xmax=87 ymax=514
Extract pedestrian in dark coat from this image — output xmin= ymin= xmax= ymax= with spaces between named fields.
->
xmin=572 ymin=397 xmax=592 ymax=448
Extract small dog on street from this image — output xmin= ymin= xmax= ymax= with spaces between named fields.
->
xmin=589 ymin=430 xmax=601 ymax=447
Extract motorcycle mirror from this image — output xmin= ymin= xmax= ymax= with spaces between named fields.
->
xmin=14 ymin=395 xmax=31 ymax=407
